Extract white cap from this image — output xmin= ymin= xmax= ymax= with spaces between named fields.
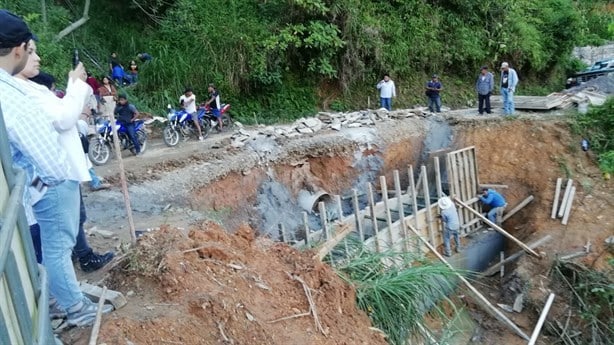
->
xmin=501 ymin=62 xmax=509 ymax=68
xmin=438 ymin=196 xmax=453 ymax=210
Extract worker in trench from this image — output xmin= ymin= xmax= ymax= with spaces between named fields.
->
xmin=438 ymin=196 xmax=461 ymax=257
xmin=478 ymin=188 xmax=507 ymax=225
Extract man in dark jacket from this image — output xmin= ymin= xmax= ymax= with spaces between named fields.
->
xmin=114 ymin=94 xmax=141 ymax=155
xmin=475 ymin=66 xmax=494 ymax=115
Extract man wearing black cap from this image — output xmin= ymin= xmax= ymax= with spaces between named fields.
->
xmin=475 ymin=65 xmax=494 ymax=115
xmin=425 ymin=74 xmax=443 ymax=112
xmin=0 ymin=9 xmax=112 ymax=327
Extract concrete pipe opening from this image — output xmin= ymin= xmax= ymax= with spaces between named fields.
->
xmin=298 ymin=190 xmax=332 ymax=214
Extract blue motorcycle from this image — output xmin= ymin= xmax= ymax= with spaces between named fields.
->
xmin=88 ymin=119 xmax=147 ymax=165
xmin=162 ymin=105 xmax=212 ymax=146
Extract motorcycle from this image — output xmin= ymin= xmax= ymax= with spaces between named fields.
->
xmin=88 ymin=118 xmax=148 ymax=165
xmin=163 ymin=102 xmax=233 ymax=147
xmin=162 ymin=105 xmax=207 ymax=147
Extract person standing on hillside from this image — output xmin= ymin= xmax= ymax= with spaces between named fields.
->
xmin=475 ymin=66 xmax=494 ymax=115
xmin=500 ymin=62 xmax=519 ymax=115
xmin=425 ymin=74 xmax=443 ymax=112
xmin=180 ymin=87 xmax=203 ymax=140
xmin=376 ymin=74 xmax=396 ymax=111
xmin=438 ymin=196 xmax=461 ymax=257
xmin=478 ymin=188 xmax=507 ymax=225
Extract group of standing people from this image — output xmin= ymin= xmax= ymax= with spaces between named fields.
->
xmin=0 ymin=9 xmax=114 ymax=328
xmin=375 ymin=62 xmax=519 ymax=115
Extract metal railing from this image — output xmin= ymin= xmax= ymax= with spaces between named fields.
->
xmin=0 ymin=104 xmax=56 ymax=344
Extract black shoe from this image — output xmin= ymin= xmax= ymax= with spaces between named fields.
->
xmin=79 ymin=251 xmax=114 ymax=272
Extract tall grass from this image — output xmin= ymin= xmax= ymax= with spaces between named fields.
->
xmin=335 ymin=241 xmax=461 ymax=345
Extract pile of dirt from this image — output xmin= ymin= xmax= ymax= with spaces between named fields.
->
xmin=61 ymin=223 xmax=387 ymax=345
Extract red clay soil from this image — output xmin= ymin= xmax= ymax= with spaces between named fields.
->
xmin=61 ymin=223 xmax=387 ymax=345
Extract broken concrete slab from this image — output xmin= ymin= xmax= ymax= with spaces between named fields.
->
xmin=80 ymin=282 xmax=127 ymax=310
xmin=513 ymin=294 xmax=524 ymax=313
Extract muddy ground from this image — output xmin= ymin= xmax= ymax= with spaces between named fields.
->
xmin=61 ymin=106 xmax=613 ymax=345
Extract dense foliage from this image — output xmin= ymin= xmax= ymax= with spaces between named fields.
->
xmin=1 ymin=0 xmax=612 ymax=121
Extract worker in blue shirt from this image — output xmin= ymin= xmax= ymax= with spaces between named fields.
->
xmin=479 ymin=188 xmax=507 ymax=225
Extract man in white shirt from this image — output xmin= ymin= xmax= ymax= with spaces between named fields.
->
xmin=180 ymin=87 xmax=203 ymax=141
xmin=376 ymin=74 xmax=396 ymax=111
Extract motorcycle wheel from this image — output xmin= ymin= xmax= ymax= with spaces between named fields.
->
xmin=163 ymin=125 xmax=180 ymax=147
xmin=88 ymin=140 xmax=111 ymax=166
xmin=137 ymin=129 xmax=147 ymax=153
xmin=200 ymin=118 xmax=211 ymax=139
xmin=221 ymin=114 xmax=234 ymax=131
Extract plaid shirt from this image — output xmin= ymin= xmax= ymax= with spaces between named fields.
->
xmin=0 ymin=68 xmax=69 ymax=204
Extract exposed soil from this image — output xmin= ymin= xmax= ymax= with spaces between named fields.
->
xmin=61 ymin=107 xmax=613 ymax=345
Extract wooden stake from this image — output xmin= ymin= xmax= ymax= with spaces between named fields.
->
xmin=558 ymin=179 xmax=573 ymax=218
xmin=550 ymin=178 xmax=562 ymax=219
xmin=318 ymin=201 xmax=329 ymax=240
xmin=500 ymin=251 xmax=505 ymax=279
xmin=279 ymin=223 xmax=288 ymax=243
xmin=453 ymin=197 xmax=541 ymax=258
xmin=408 ymin=166 xmax=420 ymax=254
xmin=367 ymin=183 xmax=381 ymax=253
xmin=302 ymin=212 xmax=310 ymax=246
xmin=527 ymin=293 xmax=556 ymax=345
xmin=479 ymin=235 xmax=552 ymax=277
xmin=434 ymin=157 xmax=443 ymax=198
xmin=352 ymin=189 xmax=364 ymax=242
xmin=393 ymin=170 xmax=409 ymax=252
xmin=501 ymin=195 xmax=534 ymax=223
xmin=380 ymin=176 xmax=394 ymax=250
xmin=561 ymin=186 xmax=576 ymax=225
xmin=108 ymin=112 xmax=137 ymax=245
xmin=421 ymin=166 xmax=435 ymax=245
xmin=406 ymin=224 xmax=530 ymax=341
xmin=88 ymin=286 xmax=107 ymax=345
xmin=335 ymin=195 xmax=350 ymax=256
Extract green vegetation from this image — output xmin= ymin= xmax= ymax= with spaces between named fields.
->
xmin=1 ymin=0 xmax=611 ymax=122
xmin=573 ymin=98 xmax=614 ymax=174
xmin=335 ymin=242 xmax=461 ymax=345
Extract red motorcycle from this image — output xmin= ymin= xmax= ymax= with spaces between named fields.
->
xmin=197 ymin=102 xmax=233 ymax=134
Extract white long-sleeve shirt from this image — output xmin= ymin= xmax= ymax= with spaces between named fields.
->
xmin=15 ymin=77 xmax=93 ymax=183
xmin=377 ymin=80 xmax=396 ymax=98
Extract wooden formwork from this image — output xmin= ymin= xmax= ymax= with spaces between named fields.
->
xmin=446 ymin=146 xmax=481 ymax=235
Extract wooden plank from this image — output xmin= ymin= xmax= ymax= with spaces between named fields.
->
xmin=367 ymin=183 xmax=381 ymax=253
xmin=409 ymin=166 xmax=420 ymax=254
xmin=313 ymin=224 xmax=352 ymax=261
xmin=421 ymin=166 xmax=436 ymax=245
xmin=434 ymin=157 xmax=443 ymax=198
xmin=551 ymin=178 xmax=563 ymax=219
xmin=561 ymin=186 xmax=576 ymax=225
xmin=479 ymin=235 xmax=552 ymax=277
xmin=393 ymin=170 xmax=409 ymax=252
xmin=479 ymin=183 xmax=509 ymax=189
xmin=380 ymin=176 xmax=395 ymax=249
xmin=527 ymin=294 xmax=556 ymax=345
xmin=447 ymin=145 xmax=476 ymax=156
xmin=351 ymin=189 xmax=364 ymax=242
xmin=472 ymin=148 xmax=482 ymax=233
xmin=462 ymin=151 xmax=472 ymax=205
xmin=557 ymin=179 xmax=573 ymax=218
xmin=406 ymin=224 xmax=530 ymax=341
xmin=303 ymin=212 xmax=310 ymax=247
xmin=318 ymin=202 xmax=329 ymax=240
xmin=453 ymin=197 xmax=541 ymax=258
xmin=500 ymin=251 xmax=505 ymax=278
xmin=502 ymin=195 xmax=534 ymax=223
xmin=461 ymin=217 xmax=481 ymax=230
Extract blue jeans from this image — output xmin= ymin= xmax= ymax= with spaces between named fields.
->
xmin=122 ymin=121 xmax=141 ymax=154
xmin=501 ymin=88 xmax=514 ymax=115
xmin=443 ymin=226 xmax=460 ymax=255
xmin=428 ymin=95 xmax=441 ymax=112
xmin=30 ymin=187 xmax=94 ymax=264
xmin=487 ymin=205 xmax=506 ymax=225
xmin=88 ymin=168 xmax=102 ymax=189
xmin=32 ymin=180 xmax=84 ymax=310
xmin=380 ymin=97 xmax=392 ymax=111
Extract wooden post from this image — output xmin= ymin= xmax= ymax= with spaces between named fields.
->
xmin=302 ymin=212 xmax=310 ymax=246
xmin=352 ymin=189 xmax=364 ymax=242
xmin=279 ymin=223 xmax=288 ymax=243
xmin=561 ymin=186 xmax=576 ymax=225
xmin=408 ymin=166 xmax=420 ymax=254
xmin=393 ymin=170 xmax=409 ymax=252
xmin=479 ymin=184 xmax=509 ymax=189
xmin=380 ymin=176 xmax=394 ymax=250
xmin=551 ymin=178 xmax=562 ymax=219
xmin=367 ymin=183 xmax=381 ymax=253
xmin=453 ymin=197 xmax=541 ymax=258
xmin=479 ymin=235 xmax=552 ymax=278
xmin=527 ymin=293 xmax=556 ymax=345
xmin=318 ymin=201 xmax=329 ymax=240
xmin=88 ymin=286 xmax=107 ymax=345
xmin=500 ymin=251 xmax=505 ymax=279
xmin=502 ymin=195 xmax=534 ymax=223
xmin=335 ymin=195 xmax=350 ymax=255
xmin=434 ymin=156 xmax=443 ymax=198
xmin=406 ymin=224 xmax=530 ymax=341
xmin=557 ymin=179 xmax=573 ymax=218
xmin=108 ymin=112 xmax=137 ymax=245
xmin=421 ymin=165 xmax=436 ymax=245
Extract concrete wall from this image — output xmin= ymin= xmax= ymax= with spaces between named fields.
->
xmin=572 ymin=42 xmax=614 ymax=66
